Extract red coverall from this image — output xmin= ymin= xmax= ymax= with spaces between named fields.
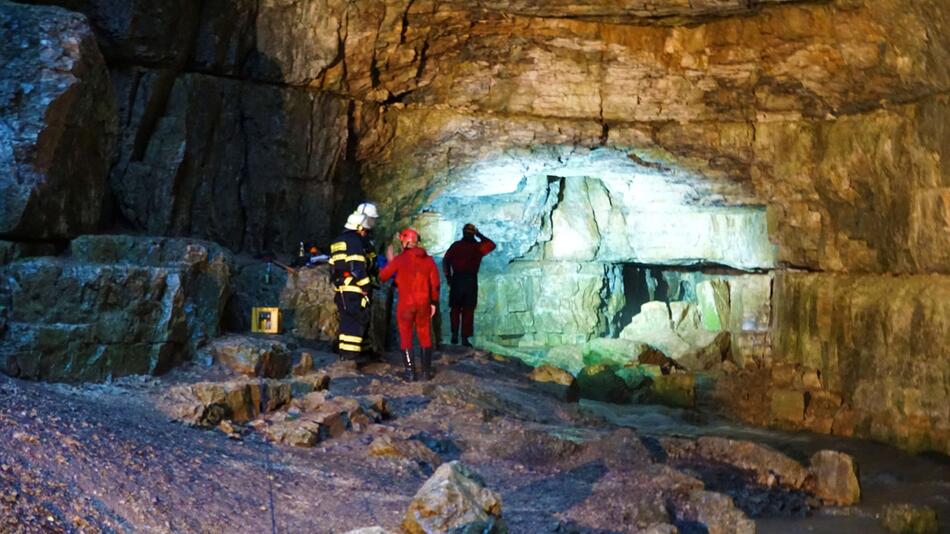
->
xmin=379 ymin=247 xmax=440 ymax=350
xmin=442 ymin=235 xmax=496 ymax=338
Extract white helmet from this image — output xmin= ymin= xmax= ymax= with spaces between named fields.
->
xmin=355 ymin=202 xmax=379 ymax=219
xmin=344 ymin=212 xmax=367 ymax=230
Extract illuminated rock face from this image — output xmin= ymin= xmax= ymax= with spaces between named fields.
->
xmin=5 ymin=0 xmax=949 ymax=452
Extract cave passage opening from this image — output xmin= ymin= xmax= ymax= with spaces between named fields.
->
xmin=400 ymin=147 xmax=777 ymax=371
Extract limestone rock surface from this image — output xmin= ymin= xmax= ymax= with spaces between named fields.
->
xmin=808 ymin=450 xmax=860 ymax=506
xmin=528 ymin=364 xmax=579 ymax=403
xmin=678 ymin=491 xmax=755 ymax=534
xmin=881 ymin=504 xmax=940 ymax=534
xmin=0 ymin=1 xmax=116 ymax=240
xmin=0 ymin=235 xmax=231 ymax=382
xmin=209 ymin=335 xmax=292 ymax=379
xmin=403 ymin=461 xmax=506 ymax=534
xmin=577 ymin=364 xmax=630 ymax=404
xmin=109 ymin=72 xmax=350 ymax=254
xmin=226 ymin=262 xmax=339 ymax=339
xmin=773 ymin=272 xmax=950 ymax=453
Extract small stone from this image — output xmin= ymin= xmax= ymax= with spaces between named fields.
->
xmin=881 ymin=504 xmax=939 ymax=534
xmin=293 ymin=352 xmax=314 ymax=375
xmin=529 ymin=364 xmax=579 ymax=402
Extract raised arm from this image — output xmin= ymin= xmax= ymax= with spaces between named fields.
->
xmin=477 ymin=232 xmax=496 ymax=256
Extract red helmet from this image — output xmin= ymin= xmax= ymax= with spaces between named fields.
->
xmin=399 ymin=228 xmax=419 ymax=247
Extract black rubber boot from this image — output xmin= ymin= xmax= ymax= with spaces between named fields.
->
xmin=450 ymin=333 xmax=458 ymax=345
xmin=402 ymin=349 xmax=417 ymax=382
xmin=421 ymin=348 xmax=434 ymax=380
xmin=461 ymin=337 xmax=472 ymax=348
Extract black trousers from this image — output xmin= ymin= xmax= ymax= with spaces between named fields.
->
xmin=448 ymin=273 xmax=478 ymax=308
xmin=335 ymin=292 xmax=369 ymax=361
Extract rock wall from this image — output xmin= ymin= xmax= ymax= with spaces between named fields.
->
xmin=0 ymin=1 xmax=116 ymax=241
xmin=772 ymin=272 xmax=950 ymax=453
xmin=0 ymin=235 xmax=231 ymax=382
xmin=5 ymin=0 xmax=949 ymax=452
xmin=475 ymin=261 xmax=624 ymax=347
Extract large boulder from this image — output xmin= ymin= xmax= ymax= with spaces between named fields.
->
xmin=678 ymin=490 xmax=755 ymax=534
xmin=529 ymin=364 xmax=579 ymax=402
xmin=808 ymin=450 xmax=860 ymax=506
xmin=577 ymin=364 xmax=630 ymax=404
xmin=619 ymin=301 xmax=731 ymax=371
xmin=0 ymin=2 xmax=116 ymax=240
xmin=647 ymin=373 xmax=696 ymax=409
xmin=695 ymin=437 xmax=810 ymax=489
xmin=403 ymin=461 xmax=506 ymax=534
xmin=582 ymin=338 xmax=659 ymax=367
xmin=164 ymin=378 xmax=293 ymax=426
xmin=208 ymin=335 xmax=292 ymax=378
xmin=0 ymin=235 xmax=232 ymax=382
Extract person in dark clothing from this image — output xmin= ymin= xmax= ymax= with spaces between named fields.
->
xmin=328 ymin=212 xmax=376 ymax=363
xmin=379 ymin=228 xmax=440 ymax=381
xmin=442 ymin=223 xmax=495 ymax=346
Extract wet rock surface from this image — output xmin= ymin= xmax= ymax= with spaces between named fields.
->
xmin=208 ymin=335 xmax=293 ymax=379
xmin=402 ymin=461 xmax=505 ymax=534
xmin=0 ymin=235 xmax=232 ymax=382
xmin=881 ymin=503 xmax=940 ymax=534
xmin=2 ymin=345 xmax=943 ymax=533
xmin=0 ymin=1 xmax=116 ymax=241
xmin=808 ymin=450 xmax=861 ymax=506
xmin=226 ymin=262 xmax=339 ymax=340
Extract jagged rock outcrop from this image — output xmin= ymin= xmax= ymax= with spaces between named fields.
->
xmin=0 ymin=235 xmax=231 ymax=382
xmin=0 ymin=1 xmax=116 ymax=241
xmin=808 ymin=450 xmax=860 ymax=506
xmin=403 ymin=461 xmax=506 ymax=534
xmin=109 ymin=72 xmax=351 ymax=254
xmin=208 ymin=335 xmax=292 ymax=378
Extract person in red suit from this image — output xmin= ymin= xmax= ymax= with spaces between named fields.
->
xmin=442 ymin=223 xmax=495 ymax=347
xmin=380 ymin=228 xmax=440 ymax=381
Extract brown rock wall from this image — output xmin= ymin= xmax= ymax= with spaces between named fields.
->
xmin=772 ymin=271 xmax=950 ymax=453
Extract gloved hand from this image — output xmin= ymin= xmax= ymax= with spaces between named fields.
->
xmin=429 ymin=304 xmax=436 ymax=318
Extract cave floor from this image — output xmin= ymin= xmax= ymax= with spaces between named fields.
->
xmin=1 ymin=348 xmax=948 ymax=534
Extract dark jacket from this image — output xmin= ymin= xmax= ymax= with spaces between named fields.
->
xmin=442 ymin=235 xmax=495 ymax=278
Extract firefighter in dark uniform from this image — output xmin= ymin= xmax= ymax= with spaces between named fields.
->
xmin=329 ymin=211 xmax=377 ymax=362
